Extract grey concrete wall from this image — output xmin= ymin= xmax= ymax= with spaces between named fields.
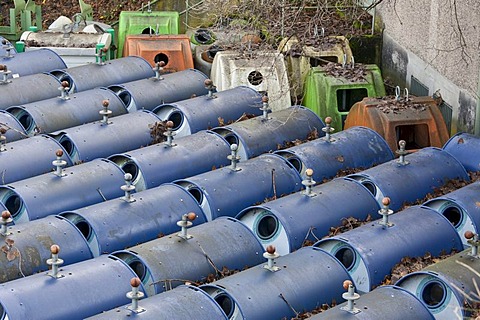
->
xmin=375 ymin=0 xmax=479 ymax=134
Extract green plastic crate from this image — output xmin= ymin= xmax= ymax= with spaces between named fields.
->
xmin=0 ymin=0 xmax=42 ymax=41
xmin=117 ymin=11 xmax=179 ymax=58
xmin=303 ymin=64 xmax=385 ymax=130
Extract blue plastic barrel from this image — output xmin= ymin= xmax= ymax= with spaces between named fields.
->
xmin=153 ymin=86 xmax=262 ymax=137
xmin=347 ymin=147 xmax=470 ymax=211
xmin=0 ymin=73 xmax=61 ymax=110
xmin=200 ymin=247 xmax=351 ymax=320
xmin=0 ymin=158 xmax=126 ymax=224
xmin=6 ymin=87 xmax=127 ymax=135
xmin=0 ymin=255 xmax=144 ymax=320
xmin=423 ymin=182 xmax=480 ymax=246
xmin=315 ymin=205 xmax=464 ymax=292
xmin=0 ymin=215 xmax=92 ymax=283
xmin=112 ymin=217 xmax=265 ymax=296
xmin=275 ymin=126 xmax=394 ymax=181
xmin=49 ymin=56 xmax=154 ymax=92
xmin=108 ymin=69 xmax=209 ymax=112
xmin=86 ymin=285 xmax=227 ymax=320
xmin=310 ymin=286 xmax=434 ymax=320
xmin=60 ymin=183 xmax=205 ymax=257
xmin=237 ymin=178 xmax=380 ymax=255
xmin=396 ymin=247 xmax=480 ymax=319
xmin=49 ymin=110 xmax=162 ymax=163
xmin=443 ymin=132 xmax=480 ymax=172
xmin=0 ymin=135 xmax=73 ymax=184
xmin=1 ymin=48 xmax=66 ymax=78
xmin=212 ymin=106 xmax=325 ymax=160
xmin=0 ymin=110 xmax=27 ymax=142
xmin=108 ymin=130 xmax=231 ymax=191
xmin=174 ymin=154 xmax=302 ymax=221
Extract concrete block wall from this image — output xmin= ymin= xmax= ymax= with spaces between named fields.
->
xmin=375 ymin=0 xmax=479 ymax=134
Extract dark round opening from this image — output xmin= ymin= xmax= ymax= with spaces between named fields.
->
xmin=215 ymin=293 xmax=234 ymax=318
xmin=50 ymin=71 xmax=72 ymax=89
xmin=0 ymin=303 xmax=6 ymax=320
xmin=154 ymin=53 xmax=169 ymax=66
xmin=129 ymin=260 xmax=146 ymax=282
xmin=108 ymin=86 xmax=132 ymax=109
xmin=142 ymin=27 xmax=154 ymax=35
xmin=421 ymin=281 xmax=446 ymax=308
xmin=167 ymin=110 xmax=183 ymax=131
xmin=17 ymin=113 xmax=34 ymax=133
xmin=247 ymin=70 xmax=263 ymax=86
xmin=75 ymin=220 xmax=92 ymax=241
xmin=194 ymin=29 xmax=213 ymax=44
xmin=187 ymin=187 xmax=203 ymax=204
xmin=361 ymin=181 xmax=376 ymax=196
xmin=121 ymin=161 xmax=139 ymax=183
xmin=5 ymin=194 xmax=21 ymax=218
xmin=117 ymin=90 xmax=132 ymax=108
xmin=442 ymin=206 xmax=462 ymax=228
xmin=60 ymin=138 xmax=74 ymax=157
xmin=335 ymin=247 xmax=355 ymax=270
xmin=208 ymin=45 xmax=222 ymax=58
xmin=284 ymin=155 xmax=302 ymax=173
xmin=223 ymin=134 xmax=238 ymax=146
xmin=257 ymin=215 xmax=278 ymax=240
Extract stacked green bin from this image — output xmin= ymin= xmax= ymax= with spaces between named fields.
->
xmin=303 ymin=64 xmax=385 ymax=130
xmin=117 ymin=11 xmax=179 ymax=58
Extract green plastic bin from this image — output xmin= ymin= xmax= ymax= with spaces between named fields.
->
xmin=117 ymin=11 xmax=179 ymax=58
xmin=303 ymin=64 xmax=385 ymax=130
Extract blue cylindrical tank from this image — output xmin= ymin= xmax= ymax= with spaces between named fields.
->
xmin=315 ymin=206 xmax=464 ymax=293
xmin=153 ymin=86 xmax=263 ymax=137
xmin=275 ymin=126 xmax=394 ymax=181
xmin=443 ymin=132 xmax=480 ymax=172
xmin=108 ymin=130 xmax=231 ymax=192
xmin=0 ymin=158 xmax=126 ymax=224
xmin=112 ymin=217 xmax=265 ymax=296
xmin=0 ymin=255 xmax=145 ymax=320
xmin=200 ymin=247 xmax=351 ymax=320
xmin=237 ymin=178 xmax=380 ymax=255
xmin=347 ymin=147 xmax=470 ymax=211
xmin=423 ymin=182 xmax=480 ymax=246
xmin=0 ymin=134 xmax=73 ymax=184
xmin=107 ymin=69 xmax=209 ymax=112
xmin=60 ymin=183 xmax=205 ymax=257
xmin=396 ymin=248 xmax=480 ymax=320
xmin=0 ymin=215 xmax=92 ymax=283
xmin=0 ymin=37 xmax=15 ymax=56
xmin=212 ymin=106 xmax=325 ymax=160
xmin=49 ymin=56 xmax=154 ymax=92
xmin=86 ymin=285 xmax=227 ymax=320
xmin=6 ymin=87 xmax=127 ymax=135
xmin=174 ymin=154 xmax=302 ymax=221
xmin=310 ymin=286 xmax=434 ymax=320
xmin=0 ymin=110 xmax=27 ymax=142
xmin=1 ymin=48 xmax=66 ymax=78
xmin=49 ymin=110 xmax=162 ymax=163
xmin=0 ymin=73 xmax=61 ymax=110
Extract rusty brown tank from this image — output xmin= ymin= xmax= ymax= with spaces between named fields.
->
xmin=344 ymin=95 xmax=450 ymax=153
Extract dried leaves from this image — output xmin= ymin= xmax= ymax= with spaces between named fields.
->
xmin=376 ymin=97 xmax=428 ymax=114
xmin=401 ymin=174 xmax=477 ymax=210
xmin=149 ymin=121 xmax=168 ymax=145
xmin=1 ymin=238 xmax=19 ymax=262
xmin=322 ymin=62 xmax=367 ymax=82
xmin=381 ymin=251 xmax=458 ymax=286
